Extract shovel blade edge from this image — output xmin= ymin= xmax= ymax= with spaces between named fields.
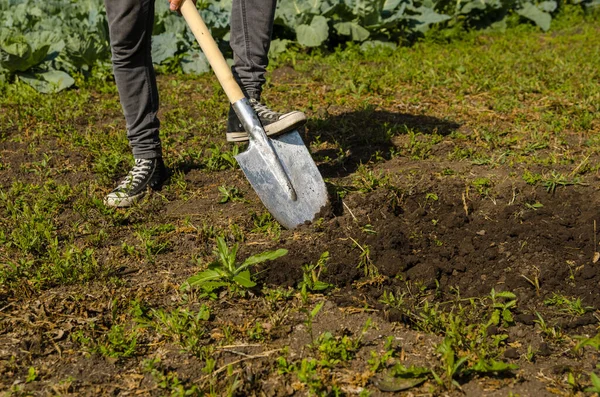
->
xmin=235 ymin=130 xmax=329 ymax=229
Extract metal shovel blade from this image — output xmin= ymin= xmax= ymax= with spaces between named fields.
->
xmin=235 ymin=130 xmax=329 ymax=229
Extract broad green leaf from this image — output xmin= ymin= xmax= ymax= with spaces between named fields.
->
xmin=471 ymin=358 xmax=518 ymax=373
xmin=296 ymin=16 xmax=329 ymax=47
xmin=181 ymin=50 xmax=210 ymax=75
xmin=374 ymin=376 xmax=427 ymax=392
xmin=494 ymin=290 xmax=517 ymax=299
xmin=18 ymin=70 xmax=74 ymax=93
xmin=502 ymin=309 xmax=514 ymax=324
xmin=276 ymin=0 xmax=322 ymax=26
xmin=269 ymin=39 xmax=291 ymax=58
xmin=185 ymin=269 xmax=224 ymax=287
xmin=334 ymin=22 xmax=370 ymax=41
xmin=360 ymin=40 xmax=397 ymax=51
xmin=310 ymin=301 xmax=324 ymax=318
xmin=383 ymin=0 xmax=401 ymax=12
xmin=239 ymin=248 xmax=288 ymax=270
xmin=232 ymin=270 xmax=256 ymax=288
xmin=409 ymin=6 xmax=451 ymax=33
xmin=151 ymin=32 xmax=180 ymax=65
xmin=64 ymin=33 xmax=106 ymax=69
xmin=585 ymin=372 xmax=600 ymax=393
xmin=195 ymin=280 xmax=229 ymax=291
xmin=516 ymin=3 xmax=552 ymax=31
xmin=163 ymin=14 xmax=188 ymax=36
xmin=0 ymin=37 xmax=50 ymax=73
xmin=313 ymin=280 xmax=332 ymax=291
xmin=215 ymin=237 xmax=238 ymax=273
xmin=538 ymin=1 xmax=558 ymax=12
xmin=391 ymin=364 xmax=432 ymax=378
xmin=459 ymin=0 xmax=486 ymax=14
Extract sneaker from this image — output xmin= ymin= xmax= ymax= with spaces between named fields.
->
xmin=226 ymin=98 xmax=307 ymax=142
xmin=104 ymin=158 xmax=169 ymax=208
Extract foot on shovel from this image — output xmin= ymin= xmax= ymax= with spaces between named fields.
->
xmin=226 ymin=98 xmax=306 ymax=142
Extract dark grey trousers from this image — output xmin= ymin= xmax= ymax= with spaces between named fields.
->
xmin=104 ymin=0 xmax=276 ymax=159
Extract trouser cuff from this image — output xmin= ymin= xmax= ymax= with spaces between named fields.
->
xmin=133 ymin=150 xmax=162 ymax=160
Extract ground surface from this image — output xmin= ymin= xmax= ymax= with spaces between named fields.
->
xmin=2 ymin=14 xmax=600 ymax=397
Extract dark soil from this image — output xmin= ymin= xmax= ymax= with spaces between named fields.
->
xmin=2 ymin=70 xmax=600 ymax=396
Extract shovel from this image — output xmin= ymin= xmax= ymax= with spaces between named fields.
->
xmin=180 ymin=0 xmax=328 ymax=229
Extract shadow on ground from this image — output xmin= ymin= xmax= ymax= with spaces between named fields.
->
xmin=305 ymin=108 xmax=460 ymax=178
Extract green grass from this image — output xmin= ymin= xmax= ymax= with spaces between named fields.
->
xmin=1 ymin=10 xmax=600 ymax=395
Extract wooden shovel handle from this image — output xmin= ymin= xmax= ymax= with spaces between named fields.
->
xmin=180 ymin=0 xmax=245 ymax=104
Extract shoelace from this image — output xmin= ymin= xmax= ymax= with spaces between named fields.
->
xmin=250 ymin=99 xmax=280 ymax=120
xmin=115 ymin=159 xmax=152 ymax=190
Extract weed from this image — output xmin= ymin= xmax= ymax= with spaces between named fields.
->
xmin=182 ymin=236 xmax=287 ymax=296
xmin=379 ymin=289 xmax=406 ymax=311
xmin=136 ymin=227 xmax=171 ymax=263
xmin=349 ymin=237 xmax=379 ymax=278
xmin=541 ymin=171 xmax=581 ymax=193
xmin=251 ymin=211 xmax=281 ymax=239
xmin=367 ymin=336 xmax=397 ymax=372
xmin=574 ymin=333 xmax=600 ymax=354
xmin=143 ymin=358 xmax=202 ymax=396
xmin=425 ymin=192 xmax=439 ymax=202
xmin=217 ymin=185 xmax=245 ymax=203
xmin=353 ymin=164 xmax=389 ymax=193
xmin=298 ymin=251 xmax=333 ymax=302
xmin=487 ymin=289 xmax=517 ymax=328
xmin=247 ymin=321 xmax=266 ymax=341
xmin=585 ymin=372 xmax=600 ymax=393
xmin=98 ymin=325 xmax=138 ymax=359
xmin=524 ymin=201 xmax=543 ymax=210
xmin=203 ymin=144 xmax=239 ymax=171
xmin=149 ymin=306 xmax=211 ymax=357
xmin=544 ymin=293 xmax=593 ymax=316
xmin=325 ymin=319 xmax=371 ymax=364
xmin=533 ymin=312 xmax=563 ymax=341
xmin=26 ymin=367 xmax=38 ymax=383
xmin=303 ymin=301 xmax=324 ymax=346
xmin=522 ymin=170 xmax=542 ymax=185
xmin=472 ymin=177 xmax=493 ymax=196
xmin=361 ymin=223 xmax=377 ymax=234
xmin=520 ymin=266 xmax=541 ymax=296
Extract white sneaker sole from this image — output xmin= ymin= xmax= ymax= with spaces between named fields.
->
xmin=226 ymin=111 xmax=306 ymax=142
xmin=104 ymin=191 xmax=146 ymax=208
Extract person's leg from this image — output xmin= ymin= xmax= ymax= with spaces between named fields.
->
xmin=229 ymin=0 xmax=276 ymax=100
xmin=227 ymin=0 xmax=306 ymax=142
xmin=105 ymin=0 xmax=161 ymax=159
xmin=104 ymin=0 xmax=168 ymax=207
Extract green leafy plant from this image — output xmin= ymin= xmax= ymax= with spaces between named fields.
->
xmin=544 ymin=293 xmax=593 ymax=316
xmin=585 ymin=372 xmax=600 ymax=393
xmin=298 ymin=251 xmax=333 ymax=301
xmin=217 ymin=185 xmax=245 ymax=204
xmin=149 ymin=306 xmax=211 ymax=357
xmin=541 ymin=171 xmax=581 ymax=193
xmin=98 ymin=324 xmax=138 ymax=359
xmin=487 ymin=289 xmax=517 ymax=328
xmin=182 ymin=236 xmax=287 ymax=295
xmin=203 ymin=144 xmax=239 ymax=171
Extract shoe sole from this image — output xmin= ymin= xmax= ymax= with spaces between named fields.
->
xmin=226 ymin=112 xmax=306 ymax=142
xmin=104 ymin=191 xmax=146 ymax=208
xmin=104 ymin=168 xmax=170 ymax=208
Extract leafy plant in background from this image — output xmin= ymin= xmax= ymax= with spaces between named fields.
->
xmin=0 ymin=0 xmax=598 ymax=92
xmin=0 ymin=0 xmax=110 ymax=92
xmin=182 ymin=236 xmax=288 ymax=296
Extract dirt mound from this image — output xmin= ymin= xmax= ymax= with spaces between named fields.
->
xmin=261 ymin=158 xmax=600 ymax=323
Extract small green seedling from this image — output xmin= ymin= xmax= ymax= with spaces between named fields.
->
xmin=298 ymin=251 xmax=332 ymax=301
xmin=182 ymin=236 xmax=287 ymax=295
xmin=218 ymin=186 xmax=245 ymax=204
